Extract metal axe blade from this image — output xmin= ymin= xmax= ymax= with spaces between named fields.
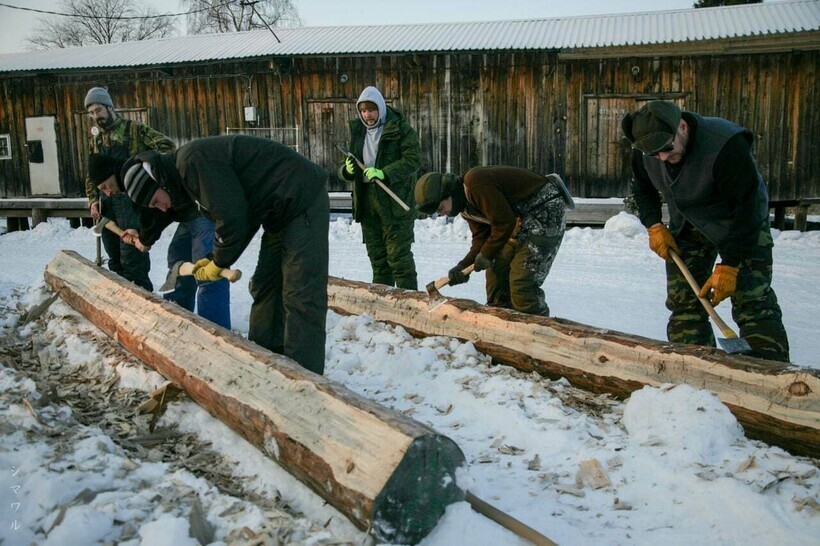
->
xmin=159 ymin=261 xmax=184 ymax=293
xmin=92 ymin=217 xmax=111 ymax=236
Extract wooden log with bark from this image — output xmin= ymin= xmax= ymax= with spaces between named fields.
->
xmin=327 ymin=278 xmax=820 ymax=458
xmin=44 ymin=251 xmax=465 ymax=544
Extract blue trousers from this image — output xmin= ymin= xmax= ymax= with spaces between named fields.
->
xmin=163 ymin=217 xmax=231 ymax=329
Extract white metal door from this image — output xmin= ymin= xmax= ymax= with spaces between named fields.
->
xmin=25 ymin=116 xmax=60 ymax=196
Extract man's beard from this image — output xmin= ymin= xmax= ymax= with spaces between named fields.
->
xmin=96 ymin=115 xmax=113 ymax=130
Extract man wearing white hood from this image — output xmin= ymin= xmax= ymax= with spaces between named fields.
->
xmin=339 ymin=86 xmax=422 ymax=289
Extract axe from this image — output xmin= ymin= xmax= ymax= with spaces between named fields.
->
xmin=669 ymin=250 xmax=752 ymax=355
xmin=425 ymin=264 xmax=475 ymax=311
xmin=93 ymin=217 xmax=150 ymax=252
xmin=335 ymin=144 xmax=410 ymax=211
xmin=159 ymin=260 xmax=242 ymax=292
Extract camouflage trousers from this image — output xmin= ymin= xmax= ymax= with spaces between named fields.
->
xmin=360 ymin=214 xmax=418 ymax=290
xmin=666 ymin=223 xmax=790 ymax=362
xmin=486 ymin=184 xmax=566 ymax=315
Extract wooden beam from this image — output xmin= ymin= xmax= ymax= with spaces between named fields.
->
xmin=44 ymin=251 xmax=465 ymax=545
xmin=328 ymin=278 xmax=820 ymax=458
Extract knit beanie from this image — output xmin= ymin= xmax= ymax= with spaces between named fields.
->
xmin=84 ymin=87 xmax=114 ymax=109
xmin=122 ymin=161 xmax=160 ymax=207
xmin=88 ymin=154 xmax=122 ymax=186
xmin=414 ymin=172 xmax=460 ymax=215
xmin=621 ymin=101 xmax=682 ymax=154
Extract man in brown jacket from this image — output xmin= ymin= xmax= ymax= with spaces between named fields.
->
xmin=415 ymin=167 xmax=573 ymax=316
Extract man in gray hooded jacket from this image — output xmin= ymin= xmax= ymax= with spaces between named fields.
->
xmin=338 ymin=86 xmax=422 ymax=289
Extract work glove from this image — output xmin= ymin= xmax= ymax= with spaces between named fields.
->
xmin=448 ymin=266 xmax=470 ymax=286
xmin=699 ymin=264 xmax=739 ymax=306
xmin=647 ymin=223 xmax=681 ymax=261
xmin=192 ymin=257 xmax=211 ymax=272
xmin=363 ymin=167 xmax=385 ymax=182
xmin=344 ymin=157 xmax=356 ymax=176
xmin=193 ymin=260 xmax=224 ymax=282
xmin=473 ymin=252 xmax=494 ymax=272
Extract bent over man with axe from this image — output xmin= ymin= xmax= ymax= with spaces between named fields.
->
xmin=415 ymin=167 xmax=574 ymax=316
xmin=123 ymin=136 xmax=330 ymax=375
xmin=622 ymin=100 xmax=790 ymax=362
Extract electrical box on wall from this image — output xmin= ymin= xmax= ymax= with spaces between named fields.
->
xmin=244 ymin=106 xmax=258 ymax=122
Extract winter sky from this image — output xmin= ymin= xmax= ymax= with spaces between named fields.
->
xmin=2 ymin=0 xmax=713 ymax=55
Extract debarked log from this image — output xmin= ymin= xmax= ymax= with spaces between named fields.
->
xmin=44 ymin=251 xmax=465 ymax=544
xmin=328 ymin=278 xmax=820 ymax=458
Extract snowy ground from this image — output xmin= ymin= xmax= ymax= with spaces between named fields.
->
xmin=1 ymin=214 xmax=818 ymax=545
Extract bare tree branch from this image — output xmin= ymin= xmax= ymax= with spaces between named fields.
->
xmin=181 ymin=0 xmax=301 ymax=34
xmin=26 ymin=0 xmax=176 ymax=50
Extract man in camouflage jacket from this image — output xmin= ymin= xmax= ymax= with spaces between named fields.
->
xmin=84 ymin=86 xmax=174 ymax=290
xmin=338 ymin=86 xmax=421 ymax=290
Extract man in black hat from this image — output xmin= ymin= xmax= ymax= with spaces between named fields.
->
xmin=622 ymin=100 xmax=789 ymax=362
xmin=84 ymin=86 xmax=174 ymax=290
xmin=122 ymin=135 xmax=330 ymax=375
xmin=415 ymin=167 xmax=573 ymax=316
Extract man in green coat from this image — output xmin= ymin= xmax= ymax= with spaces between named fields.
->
xmin=84 ymin=86 xmax=175 ymax=290
xmin=338 ymin=86 xmax=421 ymax=289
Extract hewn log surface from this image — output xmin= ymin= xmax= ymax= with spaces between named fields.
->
xmin=44 ymin=251 xmax=465 ymax=544
xmin=328 ymin=277 xmax=820 ymax=458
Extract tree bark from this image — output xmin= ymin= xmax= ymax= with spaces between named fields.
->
xmin=44 ymin=251 xmax=465 ymax=545
xmin=328 ymin=277 xmax=820 ymax=457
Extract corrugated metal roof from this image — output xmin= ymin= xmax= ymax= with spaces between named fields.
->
xmin=0 ymin=0 xmax=817 ymax=73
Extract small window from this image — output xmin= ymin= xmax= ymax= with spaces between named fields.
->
xmin=0 ymin=135 xmax=10 ymax=160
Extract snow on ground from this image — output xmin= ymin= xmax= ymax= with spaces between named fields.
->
xmin=1 ymin=214 xmax=818 ymax=545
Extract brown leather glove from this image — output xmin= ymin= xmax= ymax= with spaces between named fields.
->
xmin=699 ymin=265 xmax=739 ymax=306
xmin=647 ymin=223 xmax=681 ymax=261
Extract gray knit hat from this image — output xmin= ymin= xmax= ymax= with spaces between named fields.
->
xmin=84 ymin=87 xmax=114 ymax=109
xmin=123 ymin=162 xmax=159 ymax=207
xmin=621 ymin=101 xmax=682 ymax=154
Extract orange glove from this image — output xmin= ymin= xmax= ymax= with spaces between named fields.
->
xmin=647 ymin=223 xmax=681 ymax=261
xmin=699 ymin=265 xmax=739 ymax=306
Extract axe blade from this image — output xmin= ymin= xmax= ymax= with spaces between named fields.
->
xmin=92 ymin=217 xmax=111 ymax=236
xmin=717 ymin=335 xmax=753 ymax=355
xmin=158 ymin=261 xmax=184 ymax=293
xmin=425 ymin=280 xmax=448 ymax=312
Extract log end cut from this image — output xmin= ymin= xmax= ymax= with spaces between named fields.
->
xmin=371 ymin=433 xmax=466 ymax=544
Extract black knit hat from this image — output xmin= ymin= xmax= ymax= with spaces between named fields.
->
xmin=122 ymin=160 xmax=159 ymax=207
xmin=88 ymin=154 xmax=122 ymax=186
xmin=621 ymin=101 xmax=682 ymax=154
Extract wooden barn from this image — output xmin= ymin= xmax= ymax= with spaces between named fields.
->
xmin=0 ymin=0 xmax=818 ymax=211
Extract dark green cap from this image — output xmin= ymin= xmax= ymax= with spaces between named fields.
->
xmin=621 ymin=101 xmax=682 ymax=154
xmin=414 ymin=172 xmax=459 ymax=215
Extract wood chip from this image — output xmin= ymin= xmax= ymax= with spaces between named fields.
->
xmin=576 ymin=459 xmax=611 ymax=489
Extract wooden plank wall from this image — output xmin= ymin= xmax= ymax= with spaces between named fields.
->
xmin=0 ymin=49 xmax=816 ymax=201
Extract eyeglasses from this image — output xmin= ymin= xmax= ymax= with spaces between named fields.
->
xmin=645 ymin=133 xmax=677 ymax=157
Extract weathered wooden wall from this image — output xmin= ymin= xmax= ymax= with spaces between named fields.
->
xmin=0 ymin=48 xmax=817 ymax=201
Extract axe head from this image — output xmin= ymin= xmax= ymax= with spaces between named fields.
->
xmin=717 ymin=335 xmax=753 ymax=355
xmin=425 ymin=281 xmax=448 ymax=312
xmin=159 ymin=261 xmax=184 ymax=293
xmin=335 ymin=144 xmax=353 ymax=157
xmin=92 ymin=217 xmax=112 ymax=236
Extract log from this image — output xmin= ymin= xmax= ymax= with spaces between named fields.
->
xmin=327 ymin=278 xmax=820 ymax=458
xmin=44 ymin=251 xmax=465 ymax=544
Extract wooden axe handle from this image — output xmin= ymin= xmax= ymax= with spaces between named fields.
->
xmin=102 ymin=220 xmax=126 ymax=237
xmin=432 ymin=264 xmax=476 ymax=291
xmin=340 ymin=147 xmax=411 ymax=211
xmin=178 ymin=262 xmax=242 ymax=283
xmin=669 ymin=250 xmax=737 ymax=338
